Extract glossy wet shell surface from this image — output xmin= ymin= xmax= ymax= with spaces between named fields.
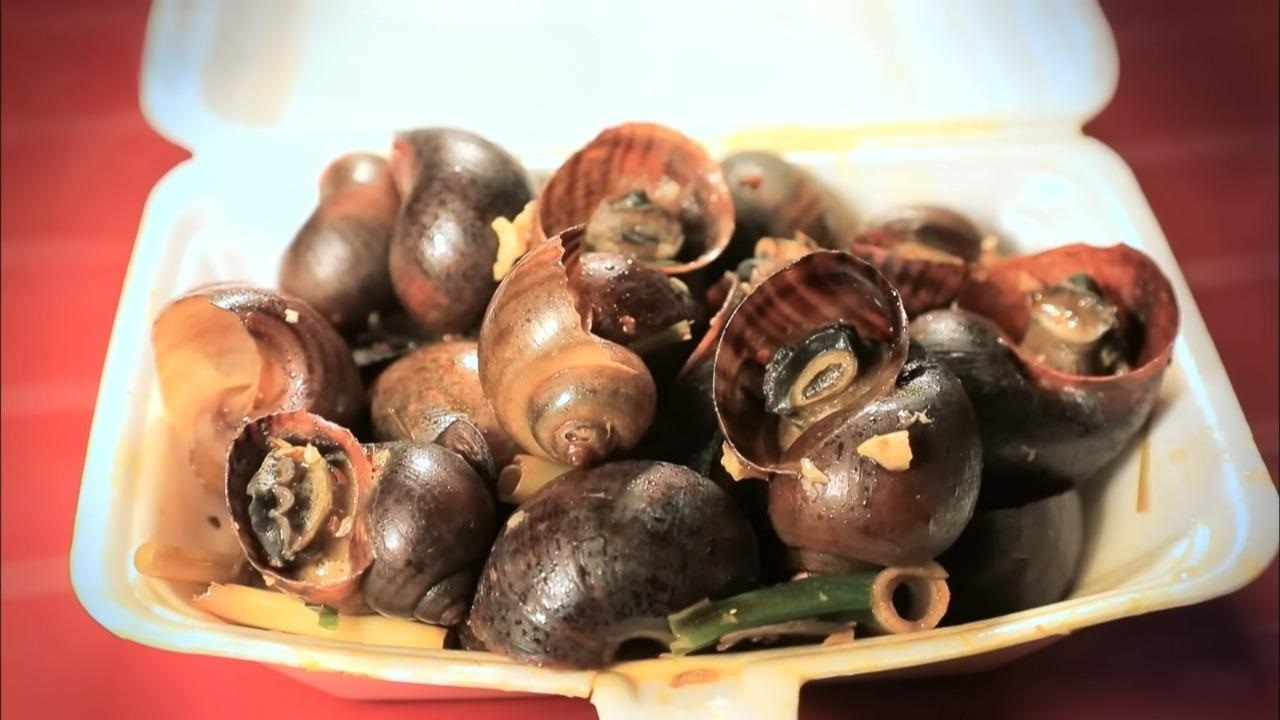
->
xmin=369 ymin=340 xmax=519 ymax=468
xmin=769 ymin=344 xmax=983 ymax=566
xmin=466 ymin=460 xmax=759 ymax=669
xmin=389 ymin=128 xmax=533 ymax=334
xmin=280 ymin=152 xmax=400 ymax=333
xmin=477 ymin=226 xmax=656 ymax=467
xmin=911 ymin=244 xmax=1182 ymax=497
xmin=362 ymin=441 xmax=497 ymax=625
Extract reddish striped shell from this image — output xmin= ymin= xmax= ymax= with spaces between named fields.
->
xmin=712 ymin=251 xmax=909 ymax=475
xmin=225 ymin=411 xmax=376 ymax=613
xmin=535 ymin=122 xmax=734 ymax=276
xmin=953 ymin=243 xmax=1180 ymax=483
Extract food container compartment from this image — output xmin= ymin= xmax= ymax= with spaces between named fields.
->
xmin=69 ymin=1 xmax=1279 ymax=718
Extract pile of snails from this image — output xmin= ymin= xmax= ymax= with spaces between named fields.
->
xmin=141 ymin=123 xmax=1180 ymax=671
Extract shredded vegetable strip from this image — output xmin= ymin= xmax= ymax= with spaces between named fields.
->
xmin=133 ymin=541 xmax=244 ymax=584
xmin=194 ymin=583 xmax=448 ymax=651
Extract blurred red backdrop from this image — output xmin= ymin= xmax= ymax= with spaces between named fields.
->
xmin=1 ymin=0 xmax=1275 ymax=718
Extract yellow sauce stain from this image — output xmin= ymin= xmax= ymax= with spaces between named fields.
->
xmin=1135 ymin=438 xmax=1151 ymax=513
xmin=716 ymin=118 xmax=1005 ymax=154
xmin=1169 ymin=446 xmax=1188 ymax=463
xmin=669 ymin=668 xmax=722 ymax=688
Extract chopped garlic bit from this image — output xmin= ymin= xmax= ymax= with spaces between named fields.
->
xmin=506 ymin=510 xmax=526 ymax=529
xmin=491 ymin=200 xmax=538 ymax=281
xmin=897 ymin=410 xmax=933 ymax=427
xmin=856 ymin=430 xmax=913 ymax=471
xmin=720 ymin=443 xmax=765 ymax=481
xmin=284 ymin=308 xmax=300 ymax=324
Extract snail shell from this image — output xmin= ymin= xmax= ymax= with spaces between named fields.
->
xmin=713 ymin=251 xmax=981 ymax=566
xmin=467 ymin=460 xmax=759 ymax=669
xmin=839 ymin=206 xmax=986 ymax=317
xmin=369 ymin=340 xmax=519 ymax=469
xmin=535 ymin=122 xmax=734 ymax=276
xmin=151 ymin=284 xmax=362 ymax=488
xmin=388 ymin=128 xmax=533 ymax=334
xmin=225 ymin=411 xmax=375 ymax=612
xmin=912 ymin=243 xmax=1179 ymax=500
xmin=477 ymin=226 xmax=657 ymax=468
xmin=362 ymin=441 xmax=497 ymax=625
xmin=719 ymin=150 xmax=859 ymax=256
xmin=280 ymin=152 xmax=400 ymax=333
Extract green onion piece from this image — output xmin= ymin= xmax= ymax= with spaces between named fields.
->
xmin=666 ymin=571 xmax=878 ymax=656
xmin=314 ymin=605 xmax=340 ymax=630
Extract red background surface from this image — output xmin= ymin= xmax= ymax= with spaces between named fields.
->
xmin=1 ymin=0 xmax=1276 ymax=717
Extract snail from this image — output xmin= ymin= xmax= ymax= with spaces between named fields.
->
xmin=939 ymin=487 xmax=1083 ymax=623
xmin=150 ymin=284 xmax=363 ymax=489
xmin=713 ymin=251 xmax=982 ymax=567
xmin=369 ymin=339 xmax=519 ymax=469
xmin=840 ymin=205 xmax=988 ymax=318
xmin=225 ymin=411 xmax=375 ymax=612
xmin=279 ymin=152 xmax=401 ymax=334
xmin=717 ymin=151 xmax=858 ymax=266
xmin=477 ymin=225 xmax=657 ymax=468
xmin=388 ymin=128 xmax=533 ymax=335
xmin=225 ymin=411 xmax=496 ymax=624
xmin=910 ymin=243 xmax=1179 ymax=501
xmin=535 ymin=122 xmax=735 ymax=275
xmin=466 ymin=460 xmax=759 ymax=669
xmin=361 ymin=440 xmax=497 ymax=624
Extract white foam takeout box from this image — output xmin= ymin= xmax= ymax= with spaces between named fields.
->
xmin=69 ymin=0 xmax=1279 ymax=717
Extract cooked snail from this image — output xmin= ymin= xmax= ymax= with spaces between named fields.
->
xmin=280 ymin=152 xmax=400 ymax=334
xmin=388 ymin=128 xmax=533 ymax=334
xmin=467 ymin=460 xmax=759 ymax=669
xmin=536 ymin=123 xmax=734 ymax=275
xmin=369 ymin=339 xmax=519 ymax=469
xmin=477 ymin=226 xmax=657 ymax=468
xmin=714 ymin=251 xmax=982 ymax=567
xmin=151 ymin=284 xmax=363 ymax=488
xmin=226 ymin=411 xmax=375 ymax=612
xmin=911 ymin=244 xmax=1179 ymax=500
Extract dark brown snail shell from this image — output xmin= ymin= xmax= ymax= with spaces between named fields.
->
xmin=388 ymin=128 xmax=533 ymax=334
xmin=466 ymin=460 xmax=759 ymax=669
xmin=719 ymin=150 xmax=858 ymax=256
xmin=566 ymin=251 xmax=702 ymax=350
xmin=151 ymin=284 xmax=363 ymax=489
xmin=225 ymin=411 xmax=375 ymax=612
xmin=713 ymin=251 xmax=982 ymax=566
xmin=912 ymin=244 xmax=1179 ymax=500
xmin=280 ymin=152 xmax=400 ymax=333
xmin=477 ymin=226 xmax=657 ymax=468
xmin=535 ymin=122 xmax=734 ymax=276
xmin=362 ymin=441 xmax=497 ymax=625
xmin=939 ymin=487 xmax=1083 ymax=624
xmin=369 ymin=339 xmax=519 ymax=469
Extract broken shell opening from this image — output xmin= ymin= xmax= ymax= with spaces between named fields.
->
xmin=958 ymin=244 xmax=1179 ymax=383
xmin=536 ymin=123 xmax=734 ymax=275
xmin=153 ymin=296 xmax=270 ymax=486
xmin=226 ymin=412 xmax=373 ymax=609
xmin=713 ymin=251 xmax=909 ymax=475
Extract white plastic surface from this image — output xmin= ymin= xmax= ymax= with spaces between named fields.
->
xmin=68 ymin=1 xmax=1277 ymax=718
xmin=140 ymin=0 xmax=1118 ymax=157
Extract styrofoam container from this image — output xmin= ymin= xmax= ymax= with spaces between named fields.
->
xmin=70 ymin=1 xmax=1279 ymax=717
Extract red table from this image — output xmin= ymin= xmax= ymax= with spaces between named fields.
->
xmin=2 ymin=0 xmax=1276 ymax=717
